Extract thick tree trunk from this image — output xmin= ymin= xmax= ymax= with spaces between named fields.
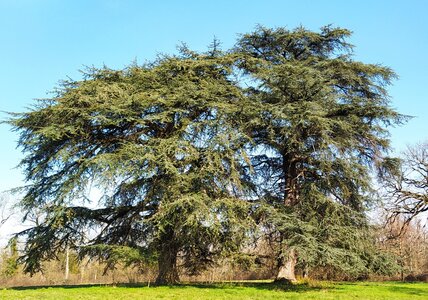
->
xmin=275 ymin=248 xmax=297 ymax=283
xmin=156 ymin=248 xmax=179 ymax=284
xmin=155 ymin=233 xmax=179 ymax=285
xmin=277 ymin=153 xmax=300 ymax=282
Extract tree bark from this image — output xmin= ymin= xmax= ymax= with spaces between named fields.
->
xmin=302 ymin=263 xmax=309 ymax=279
xmin=283 ymin=154 xmax=299 ymax=207
xmin=155 ymin=232 xmax=180 ymax=285
xmin=156 ymin=248 xmax=179 ymax=284
xmin=275 ymin=248 xmax=297 ymax=283
xmin=65 ymin=246 xmax=70 ymax=281
xmin=276 ymin=153 xmax=300 ymax=282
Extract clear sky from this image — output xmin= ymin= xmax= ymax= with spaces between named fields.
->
xmin=0 ymin=0 xmax=427 ymax=233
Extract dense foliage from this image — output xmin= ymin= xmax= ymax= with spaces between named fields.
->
xmin=234 ymin=25 xmax=404 ymax=281
xmin=7 ymin=26 xmax=405 ymax=283
xmin=9 ymin=49 xmax=253 ymax=284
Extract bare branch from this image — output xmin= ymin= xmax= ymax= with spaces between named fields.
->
xmin=381 ymin=141 xmax=428 ymax=229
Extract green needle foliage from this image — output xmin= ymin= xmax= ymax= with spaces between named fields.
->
xmin=8 ymin=47 xmax=253 ymax=284
xmin=234 ymin=25 xmax=406 ymax=280
xmin=7 ymin=25 xmax=405 ymax=284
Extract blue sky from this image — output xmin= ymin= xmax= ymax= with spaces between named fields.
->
xmin=1 ymin=0 xmax=427 ymax=195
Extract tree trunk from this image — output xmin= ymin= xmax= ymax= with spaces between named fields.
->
xmin=155 ymin=233 xmax=179 ymax=285
xmin=302 ymin=263 xmax=309 ymax=279
xmin=156 ymin=248 xmax=179 ymax=284
xmin=283 ymin=154 xmax=299 ymax=207
xmin=277 ymin=153 xmax=300 ymax=282
xmin=275 ymin=248 xmax=297 ymax=283
xmin=65 ymin=246 xmax=70 ymax=281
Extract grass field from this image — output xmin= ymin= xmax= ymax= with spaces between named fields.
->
xmin=1 ymin=281 xmax=427 ymax=299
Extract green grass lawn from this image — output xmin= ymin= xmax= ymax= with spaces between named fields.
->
xmin=1 ymin=281 xmax=427 ymax=299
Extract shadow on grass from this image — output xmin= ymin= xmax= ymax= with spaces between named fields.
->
xmin=327 ymin=281 xmax=428 ymax=297
xmin=7 ymin=283 xmax=116 ymax=291
xmin=193 ymin=281 xmax=326 ymax=293
xmin=386 ymin=285 xmax=428 ymax=296
xmin=7 ymin=281 xmax=326 ymax=293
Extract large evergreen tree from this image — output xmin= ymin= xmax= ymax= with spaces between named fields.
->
xmin=8 ymin=49 xmax=253 ymax=284
xmin=234 ymin=25 xmax=405 ymax=281
xmin=7 ymin=25 xmax=404 ymax=284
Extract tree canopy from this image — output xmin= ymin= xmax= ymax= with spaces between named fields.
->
xmin=234 ymin=25 xmax=405 ymax=281
xmin=9 ymin=49 xmax=253 ymax=284
xmin=7 ymin=25 xmax=405 ymax=284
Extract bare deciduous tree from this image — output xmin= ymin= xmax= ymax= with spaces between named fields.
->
xmin=376 ymin=217 xmax=428 ymax=280
xmin=0 ymin=193 xmax=13 ymax=230
xmin=382 ymin=141 xmax=428 ymax=227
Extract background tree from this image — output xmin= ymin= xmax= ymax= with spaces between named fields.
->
xmin=7 ymin=48 xmax=253 ymax=284
xmin=381 ymin=141 xmax=428 ymax=226
xmin=0 ymin=237 xmax=19 ymax=279
xmin=234 ymin=25 xmax=405 ymax=282
xmin=0 ymin=192 xmax=15 ymax=231
xmin=376 ymin=216 xmax=428 ymax=281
